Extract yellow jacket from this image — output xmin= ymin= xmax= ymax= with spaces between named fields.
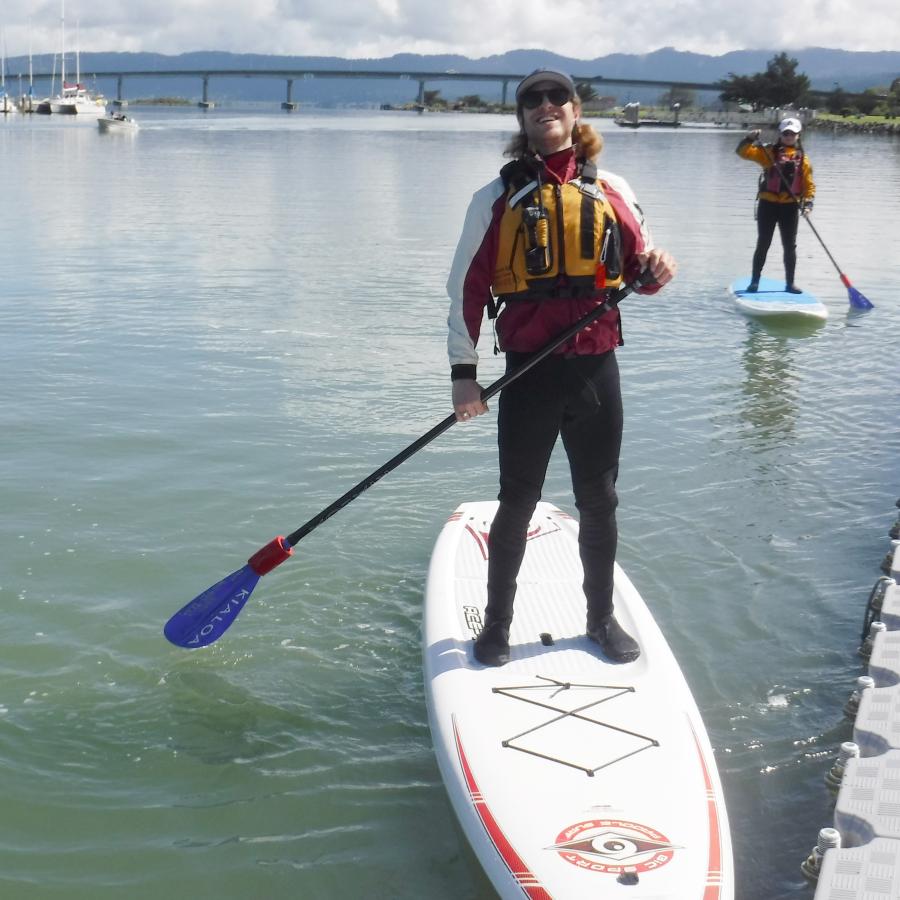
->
xmin=736 ymin=139 xmax=815 ymax=204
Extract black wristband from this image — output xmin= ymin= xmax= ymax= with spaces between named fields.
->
xmin=451 ymin=364 xmax=477 ymax=382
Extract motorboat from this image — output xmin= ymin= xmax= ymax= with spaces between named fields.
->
xmin=98 ymin=110 xmax=139 ymax=133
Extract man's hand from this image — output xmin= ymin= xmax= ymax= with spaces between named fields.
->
xmin=636 ymin=249 xmax=677 ymax=287
xmin=452 ymin=379 xmax=488 ymax=423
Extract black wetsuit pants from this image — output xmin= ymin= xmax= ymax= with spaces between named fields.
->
xmin=485 ymin=349 xmax=623 ymax=630
xmin=752 ymin=198 xmax=799 ymax=286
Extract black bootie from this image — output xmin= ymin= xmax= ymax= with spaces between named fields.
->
xmin=473 ymin=617 xmax=511 ymax=667
xmin=587 ymin=614 xmax=640 ymax=663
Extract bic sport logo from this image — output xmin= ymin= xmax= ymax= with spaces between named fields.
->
xmin=549 ymin=819 xmax=680 ymax=876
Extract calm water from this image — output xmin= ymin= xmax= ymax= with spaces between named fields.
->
xmin=1 ymin=107 xmax=899 ymax=899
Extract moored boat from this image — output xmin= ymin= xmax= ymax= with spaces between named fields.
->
xmin=0 ymin=40 xmax=16 ymax=114
xmin=615 ymin=118 xmax=682 ymax=128
xmin=615 ymin=99 xmax=682 ymax=129
xmin=50 ymin=82 xmax=105 ymax=116
xmin=46 ymin=4 xmax=105 ymax=116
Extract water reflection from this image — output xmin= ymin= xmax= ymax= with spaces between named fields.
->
xmin=738 ymin=323 xmax=803 ymax=449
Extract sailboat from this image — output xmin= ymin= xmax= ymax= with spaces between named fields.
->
xmin=48 ymin=4 xmax=104 ymax=116
xmin=19 ymin=31 xmax=39 ymax=112
xmin=0 ymin=32 xmax=17 ymax=114
xmin=34 ymin=53 xmax=57 ymax=114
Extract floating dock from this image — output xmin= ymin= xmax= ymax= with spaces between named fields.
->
xmin=803 ymin=506 xmax=900 ymax=897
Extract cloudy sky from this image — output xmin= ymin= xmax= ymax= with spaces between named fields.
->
xmin=2 ymin=0 xmax=898 ymax=61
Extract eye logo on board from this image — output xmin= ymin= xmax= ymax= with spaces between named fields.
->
xmin=465 ymin=517 xmax=561 ymax=560
xmin=549 ymin=819 xmax=679 ymax=876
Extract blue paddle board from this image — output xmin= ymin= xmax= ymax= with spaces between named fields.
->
xmin=729 ymin=276 xmax=827 ymax=321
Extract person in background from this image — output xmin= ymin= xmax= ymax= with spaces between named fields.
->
xmin=446 ymin=68 xmax=676 ymax=667
xmin=736 ymin=116 xmax=815 ymax=293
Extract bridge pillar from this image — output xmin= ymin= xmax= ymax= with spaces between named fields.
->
xmin=417 ymin=80 xmax=425 ymax=106
xmin=502 ymin=80 xmax=509 ymax=107
xmin=198 ymin=75 xmax=215 ymax=109
xmin=112 ymin=74 xmax=127 ymax=107
xmin=282 ymin=78 xmax=298 ymax=111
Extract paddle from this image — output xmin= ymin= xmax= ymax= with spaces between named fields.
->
xmin=163 ymin=270 xmax=656 ymax=648
xmin=755 ymin=137 xmax=874 ymax=310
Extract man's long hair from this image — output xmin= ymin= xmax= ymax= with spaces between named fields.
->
xmin=504 ymin=99 xmax=604 ymax=161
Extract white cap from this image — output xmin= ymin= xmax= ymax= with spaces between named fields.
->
xmin=778 ymin=117 xmax=802 ymax=134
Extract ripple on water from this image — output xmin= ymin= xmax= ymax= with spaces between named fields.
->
xmin=1 ymin=113 xmax=898 ymax=900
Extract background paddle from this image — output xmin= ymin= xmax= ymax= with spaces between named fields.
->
xmin=755 ymin=137 xmax=874 ymax=310
xmin=163 ymin=270 xmax=656 ymax=648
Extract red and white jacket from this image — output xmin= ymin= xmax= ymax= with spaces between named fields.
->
xmin=446 ymin=147 xmax=659 ymax=381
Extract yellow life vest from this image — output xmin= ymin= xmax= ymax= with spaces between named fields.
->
xmin=492 ymin=159 xmax=624 ymax=303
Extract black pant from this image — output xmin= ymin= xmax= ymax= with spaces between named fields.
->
xmin=752 ymin=199 xmax=799 ymax=285
xmin=486 ymin=350 xmax=623 ymax=628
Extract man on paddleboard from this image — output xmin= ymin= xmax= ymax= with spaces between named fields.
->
xmin=736 ymin=117 xmax=816 ymax=294
xmin=446 ymin=69 xmax=676 ymax=667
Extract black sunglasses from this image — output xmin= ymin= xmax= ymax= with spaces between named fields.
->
xmin=520 ymin=88 xmax=573 ymax=110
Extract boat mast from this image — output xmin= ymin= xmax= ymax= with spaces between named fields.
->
xmin=60 ymin=0 xmax=65 ymax=88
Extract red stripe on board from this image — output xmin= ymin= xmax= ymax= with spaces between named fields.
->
xmin=464 ymin=524 xmax=490 ymax=560
xmin=688 ymin=716 xmax=725 ymax=899
xmin=453 ymin=717 xmax=554 ymax=900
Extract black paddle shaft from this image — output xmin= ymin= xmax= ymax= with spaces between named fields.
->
xmin=284 ymin=271 xmax=655 ymax=548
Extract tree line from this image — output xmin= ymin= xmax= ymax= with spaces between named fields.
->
xmin=717 ymin=52 xmax=900 ymax=117
xmin=421 ymin=54 xmax=899 ymax=118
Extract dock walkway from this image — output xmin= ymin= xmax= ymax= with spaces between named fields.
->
xmin=806 ymin=507 xmax=900 ymax=897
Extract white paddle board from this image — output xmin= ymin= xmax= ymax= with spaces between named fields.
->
xmin=729 ymin=276 xmax=827 ymax=321
xmin=423 ymin=501 xmax=734 ymax=899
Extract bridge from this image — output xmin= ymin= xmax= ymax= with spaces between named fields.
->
xmin=20 ymin=67 xmax=730 ymax=109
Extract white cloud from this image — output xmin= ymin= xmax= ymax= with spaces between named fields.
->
xmin=1 ymin=0 xmax=898 ymax=59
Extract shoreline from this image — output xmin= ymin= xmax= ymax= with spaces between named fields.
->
xmin=806 ymin=117 xmax=900 ymax=135
xmin=381 ymin=103 xmax=900 ymax=135
xmin=12 ymin=97 xmax=898 ymax=134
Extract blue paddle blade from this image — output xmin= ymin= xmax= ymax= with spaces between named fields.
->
xmin=164 ymin=565 xmax=261 ymax=648
xmin=847 ymin=285 xmax=874 ymax=310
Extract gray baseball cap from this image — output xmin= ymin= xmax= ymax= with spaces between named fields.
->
xmin=515 ymin=68 xmax=577 ymax=104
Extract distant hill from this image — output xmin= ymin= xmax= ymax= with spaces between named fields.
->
xmin=6 ymin=47 xmax=898 ymax=106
